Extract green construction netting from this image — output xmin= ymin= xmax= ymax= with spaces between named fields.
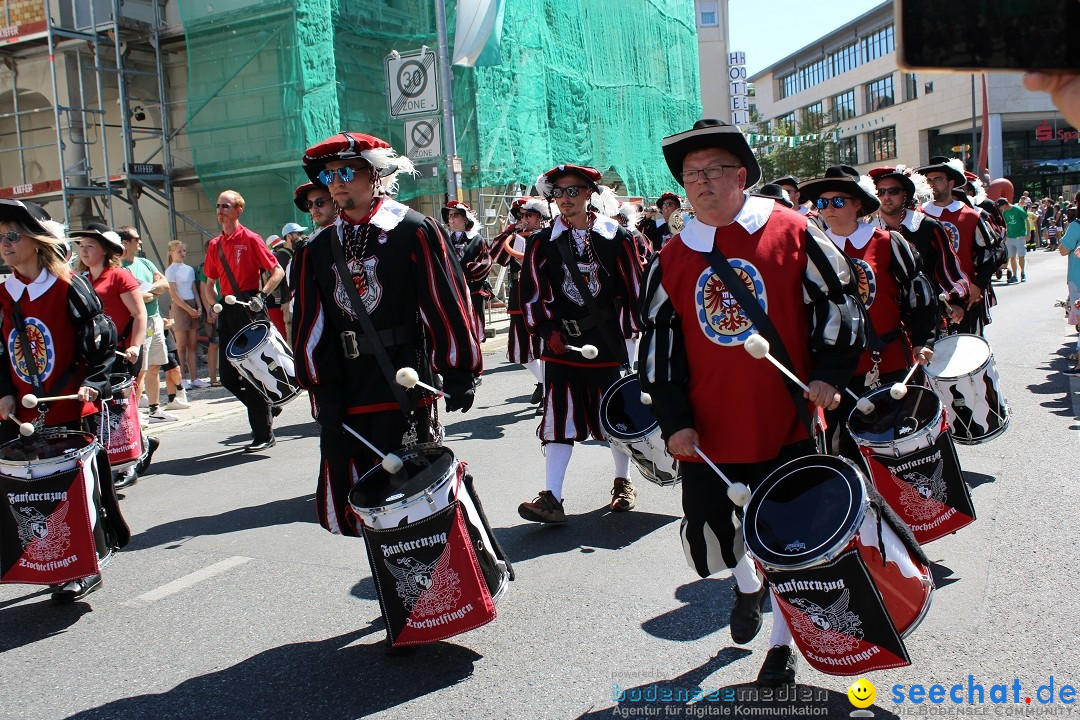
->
xmin=177 ymin=0 xmax=701 ymax=237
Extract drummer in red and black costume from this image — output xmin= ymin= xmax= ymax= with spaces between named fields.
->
xmin=638 ymin=120 xmax=866 ymax=686
xmin=799 ymin=166 xmax=938 ymax=459
xmin=771 ymin=175 xmax=826 ymax=231
xmin=491 ymin=196 xmax=549 ymax=404
xmin=517 ymin=164 xmax=643 ymax=522
xmin=0 ymin=199 xmax=129 ymax=603
xmin=869 ymin=165 xmax=972 ymax=332
xmin=915 ymin=156 xmax=1005 ymax=335
xmin=442 ymin=200 xmax=493 ymax=342
xmin=291 ymin=131 xmax=481 ymax=537
xmin=615 ymin=201 xmax=652 ymax=265
xmin=643 ymin=192 xmax=682 ymax=252
xmin=201 ymin=190 xmax=284 ymax=453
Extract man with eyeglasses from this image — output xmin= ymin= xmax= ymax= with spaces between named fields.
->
xmin=291 ymin=131 xmax=481 ymax=539
xmin=442 ymin=200 xmax=492 ymax=342
xmin=201 ymin=190 xmax=284 ymax=453
xmin=517 ymin=164 xmax=642 ymax=523
xmin=644 ymin=192 xmax=682 ymax=253
xmin=869 ymin=166 xmax=970 ymax=329
xmin=639 ymin=119 xmax=866 ymax=687
xmin=915 ymin=156 xmax=1004 ymax=335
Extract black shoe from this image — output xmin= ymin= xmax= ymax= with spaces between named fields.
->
xmin=756 ymin=645 xmax=797 ymax=687
xmin=730 ymin=583 xmax=769 ymax=644
xmin=530 ymin=383 xmax=543 ymax=404
xmin=1064 ymin=366 xmax=1080 ymax=375
xmin=51 ymin=574 xmax=103 ymax=604
xmin=271 ymin=405 xmax=282 ymax=418
xmin=113 ymin=468 xmax=138 ymax=490
xmin=245 ymin=436 xmax=276 ymax=453
xmin=136 ymin=436 xmax=160 ymax=475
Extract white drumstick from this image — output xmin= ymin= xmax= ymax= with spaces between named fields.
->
xmin=395 ymin=367 xmax=450 ymax=398
xmin=224 ymin=294 xmax=239 ymax=306
xmin=845 ymin=388 xmax=875 ymax=414
xmin=212 ymin=303 xmax=223 ymax=313
xmin=743 ymin=334 xmax=810 ymax=393
xmin=640 ymin=391 xmax=653 ymax=406
xmin=566 ymin=344 xmax=599 ymax=359
xmin=6 ymin=417 xmax=35 ymax=436
xmin=693 ymin=444 xmax=751 ymax=507
xmin=342 ymin=425 xmax=404 ymax=474
xmin=889 ymin=364 xmax=922 ymax=400
xmin=21 ymin=393 xmax=80 ymax=408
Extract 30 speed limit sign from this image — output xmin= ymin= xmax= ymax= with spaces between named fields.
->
xmin=385 ymin=49 xmax=440 ymax=118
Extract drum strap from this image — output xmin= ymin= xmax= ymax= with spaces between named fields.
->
xmin=700 ymin=248 xmax=817 ymax=441
xmin=328 ymin=227 xmax=414 ymax=420
xmin=217 ymin=244 xmax=259 ymax=324
xmin=552 ymin=233 xmax=629 ymax=368
xmin=10 ymin=303 xmax=45 ymax=398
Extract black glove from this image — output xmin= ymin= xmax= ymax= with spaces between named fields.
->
xmin=441 ymin=371 xmax=476 ymax=413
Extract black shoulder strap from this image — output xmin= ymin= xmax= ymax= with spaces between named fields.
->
xmin=551 ymin=231 xmax=629 ymax=367
xmin=10 ymin=302 xmax=44 ymax=397
xmin=700 ymin=245 xmax=816 ymax=439
xmin=217 ymin=242 xmax=259 ymax=323
xmin=329 ymin=225 xmax=413 ymax=420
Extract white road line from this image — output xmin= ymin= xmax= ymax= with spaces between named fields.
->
xmin=125 ymin=556 xmax=252 ymax=606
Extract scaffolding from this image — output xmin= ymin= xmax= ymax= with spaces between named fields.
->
xmin=0 ymin=0 xmax=196 ymax=264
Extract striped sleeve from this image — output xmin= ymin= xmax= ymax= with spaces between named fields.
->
xmin=615 ymin=227 xmax=643 ymax=337
xmin=289 ymin=235 xmax=337 ymax=417
xmin=519 ymin=230 xmax=557 ymax=338
xmin=801 ymin=222 xmax=867 ymax=388
xmin=889 ymin=231 xmax=938 ymax=348
xmin=925 ymin=217 xmax=971 ymax=304
xmin=972 ymin=211 xmax=1007 ymax=288
xmin=67 ymin=272 xmax=116 ymax=397
xmin=414 ymin=218 xmax=482 ymax=375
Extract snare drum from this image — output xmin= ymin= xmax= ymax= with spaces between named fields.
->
xmin=600 ymin=375 xmax=679 ymax=487
xmin=924 ymin=334 xmax=1009 ymax=444
xmin=100 ymin=374 xmax=144 ymax=472
xmin=225 ymin=320 xmax=301 ymax=407
xmin=0 ymin=431 xmax=107 ymax=585
xmin=744 ymin=454 xmax=933 ymax=675
xmin=848 ymin=386 xmax=976 ymax=544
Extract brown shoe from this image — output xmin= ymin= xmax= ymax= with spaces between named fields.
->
xmin=609 ymin=477 xmax=636 ymax=512
xmin=518 ymin=490 xmax=567 ymax=523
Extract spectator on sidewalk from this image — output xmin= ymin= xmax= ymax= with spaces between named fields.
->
xmin=165 ymin=240 xmax=205 ymax=388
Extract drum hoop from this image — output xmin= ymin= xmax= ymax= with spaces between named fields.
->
xmin=0 ymin=430 xmax=99 ymax=475
xmin=744 ymin=455 xmax=869 ymax=572
xmin=350 ymin=446 xmax=458 ymax=518
xmin=600 ymin=374 xmax=657 ymax=442
xmin=846 ymin=386 xmax=944 ymax=452
xmin=225 ymin=320 xmax=273 ymax=362
xmin=924 ymin=333 xmax=993 ymax=381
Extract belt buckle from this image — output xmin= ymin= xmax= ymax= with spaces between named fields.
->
xmin=341 ymin=330 xmax=359 ymax=359
xmin=563 ymin=319 xmax=581 ymax=337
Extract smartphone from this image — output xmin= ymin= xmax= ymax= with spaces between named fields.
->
xmin=896 ymin=0 xmax=1080 ymax=72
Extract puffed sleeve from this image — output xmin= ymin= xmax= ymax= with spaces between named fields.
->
xmin=67 ymin=273 xmax=116 ymax=397
xmin=637 ymin=253 xmax=694 ymax=439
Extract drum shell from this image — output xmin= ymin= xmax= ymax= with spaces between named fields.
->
xmin=600 ymin=375 xmax=680 ymax=487
xmin=0 ymin=430 xmax=99 ymax=479
xmin=102 ymin=375 xmax=144 ymax=471
xmin=225 ymin=320 xmax=301 ymax=407
xmin=846 ymin=385 xmax=943 ymax=458
xmin=923 ymin=334 xmax=1009 ymax=445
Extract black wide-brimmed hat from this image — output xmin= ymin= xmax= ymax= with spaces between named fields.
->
xmin=0 ymin=198 xmax=54 ymax=237
xmin=799 ymin=165 xmax=880 ymax=215
xmin=70 ymin=229 xmax=124 ymax=255
xmin=752 ymin=183 xmax=794 ymax=208
xmin=915 ymin=156 xmax=966 ymax=187
xmin=770 ymin=175 xmax=800 ymax=190
xmin=661 ymin=119 xmax=760 ymax=189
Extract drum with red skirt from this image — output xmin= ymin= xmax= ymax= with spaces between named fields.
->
xmin=100 ymin=374 xmax=145 ymax=473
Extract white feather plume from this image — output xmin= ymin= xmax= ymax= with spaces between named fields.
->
xmin=521 ymin=197 xmax=551 ymax=218
xmin=895 ymin=164 xmax=932 ymax=204
xmin=617 ymin=202 xmax=641 ymax=229
xmin=590 ymin=185 xmax=620 ymax=217
xmin=534 ymin=172 xmax=554 ymax=199
xmin=970 ymin=177 xmax=986 ymax=205
xmin=362 ymin=147 xmax=416 ymax=197
xmin=946 ymin=158 xmax=966 ymax=176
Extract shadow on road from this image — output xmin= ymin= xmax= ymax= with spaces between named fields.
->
xmin=641 ymin=577 xmax=751 ymax=642
xmin=493 ymin=507 xmax=677 ymax=563
xmin=0 ymin=598 xmax=91 ymax=653
xmin=127 ymin=494 xmax=317 ymax=551
xmin=64 ymin=625 xmax=484 ymax=720
xmin=929 ymin=560 xmax=961 ymax=590
xmin=1028 ymin=342 xmax=1080 ymax=419
xmin=442 ymin=405 xmax=540 ymax=441
xmin=964 ymin=470 xmax=996 ymax=489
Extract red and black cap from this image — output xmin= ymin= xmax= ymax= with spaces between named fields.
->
xmin=441 ymin=200 xmax=478 ymax=229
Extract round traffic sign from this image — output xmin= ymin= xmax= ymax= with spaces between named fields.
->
xmin=411 ymin=121 xmax=436 ymax=149
xmin=396 ymin=60 xmax=428 ymax=99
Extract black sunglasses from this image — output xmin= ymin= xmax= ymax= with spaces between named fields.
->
xmin=815 ymin=196 xmax=855 ymax=210
xmin=304 ymin=198 xmax=331 ymax=210
xmin=876 ymin=187 xmax=904 ymax=198
xmin=550 ymin=185 xmax=589 ymax=199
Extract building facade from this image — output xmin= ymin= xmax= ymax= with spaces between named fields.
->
xmin=748 ymin=0 xmax=1078 ymax=199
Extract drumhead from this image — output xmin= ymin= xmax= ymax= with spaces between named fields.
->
xmin=349 ymin=445 xmax=455 ymax=512
xmin=0 ymin=430 xmax=96 ymax=463
xmin=109 ymin=374 xmax=134 ymax=394
xmin=924 ymin=334 xmax=991 ymax=380
xmin=847 ymin=385 xmax=942 ymax=446
xmin=225 ymin=320 xmax=272 ymax=362
xmin=743 ymin=455 xmax=867 ymax=571
xmin=600 ymin=375 xmax=657 ymax=442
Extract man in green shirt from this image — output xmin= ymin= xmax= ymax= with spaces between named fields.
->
xmin=1000 ymin=197 xmax=1030 ymax=283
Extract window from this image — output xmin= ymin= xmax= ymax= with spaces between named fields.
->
xmin=865 ymin=74 xmax=895 ymax=112
xmin=801 ymin=102 xmax=824 ymax=133
xmin=870 ymin=126 xmax=897 ymax=161
xmin=698 ymin=1 xmax=718 ymax=26
xmin=773 ymin=112 xmax=796 ymax=135
xmin=860 ymin=24 xmax=894 ymax=63
xmin=903 ymin=72 xmax=919 ymax=102
xmin=836 ymin=136 xmax=858 ymax=165
xmin=828 ymin=41 xmax=859 ymax=77
xmin=830 ymin=89 xmax=856 ymax=122
xmin=779 ymin=72 xmax=796 ymax=100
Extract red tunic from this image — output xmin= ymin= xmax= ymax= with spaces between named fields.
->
xmin=923 ymin=202 xmax=983 ymax=282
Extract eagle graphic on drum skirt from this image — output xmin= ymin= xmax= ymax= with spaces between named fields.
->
xmin=788 ymin=589 xmax=864 ymax=655
xmin=12 ymin=503 xmax=71 ymax=562
xmin=386 ymin=549 xmax=461 ymax=617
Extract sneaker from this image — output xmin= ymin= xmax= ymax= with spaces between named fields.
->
xmin=51 ymin=573 xmax=103 ymax=604
xmin=530 ymin=383 xmax=543 ymax=405
xmin=730 ymin=583 xmax=769 ymax=644
xmin=181 ymin=379 xmax=193 ymax=390
xmin=1006 ymin=271 xmax=1015 ymax=283
xmin=190 ymin=379 xmax=210 ymax=389
xmin=609 ymin=476 xmax=636 ymax=512
xmin=518 ymin=490 xmax=567 ymax=523
xmin=148 ymin=408 xmax=179 ymax=422
xmin=756 ymin=645 xmax=797 ymax=687
xmin=1007 ymin=273 xmax=1018 ymax=284
xmin=138 ymin=393 xmax=150 ymax=409
xmin=1021 ymin=272 xmax=1027 ymax=283
xmin=166 ymin=395 xmax=191 ymax=411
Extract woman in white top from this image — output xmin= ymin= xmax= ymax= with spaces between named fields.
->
xmin=164 ymin=240 xmax=204 ymax=387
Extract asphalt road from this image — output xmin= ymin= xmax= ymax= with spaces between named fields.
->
xmin=0 ymin=249 xmax=1077 ymax=720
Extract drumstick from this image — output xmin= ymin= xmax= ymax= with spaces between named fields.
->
xmin=395 ymin=367 xmax=450 ymax=398
xmin=21 ymin=393 xmax=80 ymax=408
xmin=6 ymin=417 xmax=35 ymax=436
xmin=692 ymin=444 xmax=751 ymax=507
xmin=745 ymin=334 xmax=873 ymax=414
xmin=566 ymin=344 xmax=599 ymax=359
xmin=224 ymin=294 xmax=264 ymax=311
xmin=342 ymin=425 xmax=404 ymax=474
xmin=640 ymin=391 xmax=653 ymax=405
xmin=844 ymin=388 xmax=876 ymax=414
xmin=889 ymin=364 xmax=922 ymax=400
xmin=212 ymin=303 xmax=223 ymax=313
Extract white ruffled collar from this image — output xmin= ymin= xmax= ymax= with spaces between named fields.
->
xmin=550 ymin=213 xmax=619 ymax=241
xmin=678 ymin=195 xmax=774 ymax=252
xmin=5 ymin=267 xmax=57 ymax=302
xmin=337 ymin=197 xmax=410 ymax=233
xmin=921 ymin=200 xmax=963 ymax=217
xmin=826 ymin=221 xmax=876 ymax=251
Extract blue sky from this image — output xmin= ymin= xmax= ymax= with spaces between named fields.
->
xmin=730 ymin=0 xmax=888 ymax=76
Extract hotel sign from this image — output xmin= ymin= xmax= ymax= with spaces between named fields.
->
xmin=728 ymin=51 xmax=749 ymax=126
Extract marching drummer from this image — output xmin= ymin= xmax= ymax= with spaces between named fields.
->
xmin=798 ymin=166 xmax=938 ymax=461
xmin=638 ymin=120 xmax=866 ymax=686
xmin=0 ymin=199 xmax=130 ymax=603
xmin=201 ymin=190 xmax=285 ymax=453
xmin=290 ymin=131 xmax=481 ymax=539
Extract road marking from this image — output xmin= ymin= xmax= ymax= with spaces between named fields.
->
xmin=125 ymin=556 xmax=252 ymax=606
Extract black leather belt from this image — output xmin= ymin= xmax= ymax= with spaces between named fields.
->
xmin=342 ymin=324 xmax=417 ymax=357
